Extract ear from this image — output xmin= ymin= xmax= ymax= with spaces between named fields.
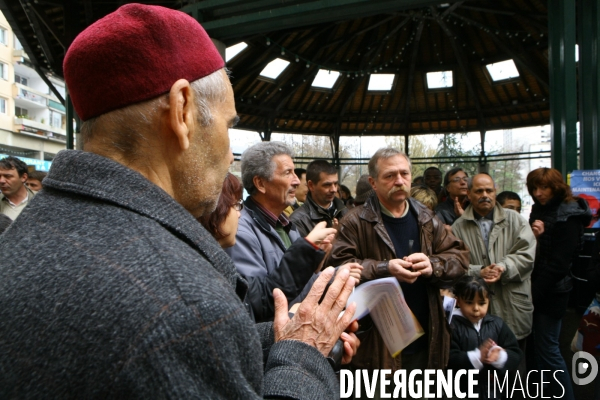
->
xmin=368 ymin=176 xmax=377 ymax=191
xmin=168 ymin=79 xmax=195 ymax=151
xmin=307 ymin=180 xmax=315 ymax=192
xmin=253 ymin=175 xmax=267 ymax=194
xmin=21 ymin=173 xmax=28 ymax=183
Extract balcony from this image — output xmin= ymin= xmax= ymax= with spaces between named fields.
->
xmin=13 ymin=84 xmax=48 ymax=109
xmin=14 ymin=117 xmax=66 ymax=142
xmin=12 ymin=49 xmax=29 ymax=63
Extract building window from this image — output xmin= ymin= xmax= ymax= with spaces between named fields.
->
xmin=0 ymin=98 xmax=6 ymax=114
xmin=50 ymin=110 xmax=64 ymax=128
xmin=15 ymin=74 xmax=28 ymax=86
xmin=0 ymin=29 xmax=7 ymax=46
xmin=0 ymin=63 xmax=7 ymax=80
xmin=15 ymin=106 xmax=28 ymax=118
xmin=14 ymin=37 xmax=22 ymax=50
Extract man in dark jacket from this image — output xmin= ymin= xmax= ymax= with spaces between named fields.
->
xmin=226 ymin=142 xmax=344 ymax=321
xmin=290 ymin=159 xmax=348 ymax=236
xmin=0 ymin=5 xmax=358 ymax=398
xmin=328 ymin=148 xmax=469 ymax=381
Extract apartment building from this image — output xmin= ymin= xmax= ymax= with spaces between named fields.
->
xmin=0 ymin=11 xmax=66 ymax=171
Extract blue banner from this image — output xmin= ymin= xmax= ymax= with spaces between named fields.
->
xmin=570 ymin=170 xmax=600 ymax=228
xmin=0 ymin=154 xmax=52 ymax=172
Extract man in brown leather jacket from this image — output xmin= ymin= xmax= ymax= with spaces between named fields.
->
xmin=328 ymin=148 xmax=469 ymax=379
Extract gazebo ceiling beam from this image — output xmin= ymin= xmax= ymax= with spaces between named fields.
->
xmin=432 ymin=6 xmax=486 ymax=132
xmin=29 ymin=3 xmax=65 ymax=50
xmin=451 ymin=12 xmax=549 ymax=90
xmin=401 ymin=19 xmax=425 ymax=131
xmin=238 ymin=101 xmax=548 ymax=121
xmin=195 ymin=0 xmax=454 ymax=40
xmin=460 ymin=5 xmax=547 ymax=30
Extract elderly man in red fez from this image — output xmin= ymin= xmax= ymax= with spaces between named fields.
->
xmin=0 ymin=4 xmax=358 ymax=398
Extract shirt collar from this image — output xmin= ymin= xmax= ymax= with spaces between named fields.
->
xmin=473 ymin=208 xmax=494 ymax=221
xmin=379 ymin=200 xmax=409 ymax=218
xmin=250 ymin=197 xmax=291 ymax=232
xmin=2 ymin=191 xmax=29 ymax=207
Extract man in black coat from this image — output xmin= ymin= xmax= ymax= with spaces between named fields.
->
xmin=290 ymin=159 xmax=348 ymax=236
xmin=0 ymin=4 xmax=358 ymax=398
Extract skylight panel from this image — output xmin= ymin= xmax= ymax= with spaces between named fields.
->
xmin=225 ymin=42 xmax=248 ymax=62
xmin=259 ymin=58 xmax=290 ymax=80
xmin=426 ymin=71 xmax=453 ymax=89
xmin=368 ymin=74 xmax=395 ymax=91
xmin=486 ymin=60 xmax=520 ymax=81
xmin=311 ymin=70 xmax=340 ymax=89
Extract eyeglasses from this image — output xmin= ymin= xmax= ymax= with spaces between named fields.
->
xmin=233 ymin=199 xmax=244 ymax=211
xmin=450 ymin=177 xmax=469 ymax=183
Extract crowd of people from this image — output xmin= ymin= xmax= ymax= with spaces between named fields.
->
xmin=0 ymin=4 xmax=596 ymax=399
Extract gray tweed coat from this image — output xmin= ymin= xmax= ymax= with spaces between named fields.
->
xmin=0 ymin=150 xmax=338 ymax=399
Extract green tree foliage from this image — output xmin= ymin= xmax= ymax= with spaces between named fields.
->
xmin=384 ymin=135 xmax=437 ymax=178
xmin=434 ymin=133 xmax=480 ymax=177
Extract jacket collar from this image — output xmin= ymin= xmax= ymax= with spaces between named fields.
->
xmin=242 ymin=196 xmax=295 ymax=249
xmin=244 ymin=196 xmax=275 ymax=233
xmin=42 ymin=150 xmax=239 ymax=287
xmin=461 ymin=202 xmax=507 ymax=225
xmin=305 ymin=192 xmax=346 ymax=219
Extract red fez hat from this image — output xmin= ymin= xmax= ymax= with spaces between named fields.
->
xmin=63 ymin=3 xmax=224 ymax=121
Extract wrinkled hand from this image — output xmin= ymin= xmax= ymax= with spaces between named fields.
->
xmin=403 ymin=252 xmax=432 ymax=277
xmin=531 ymin=220 xmax=544 ymax=238
xmin=273 ymin=266 xmax=357 ymax=358
xmin=454 ymin=197 xmax=465 ymax=217
xmin=388 ymin=258 xmax=421 ymax=284
xmin=341 ymin=320 xmax=360 ymax=364
xmin=344 ymin=262 xmax=364 ymax=283
xmin=480 ymin=264 xmax=504 ymax=284
xmin=306 ymin=221 xmax=337 ymax=245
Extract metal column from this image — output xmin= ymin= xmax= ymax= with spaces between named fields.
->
xmin=578 ymin=0 xmax=600 ymax=169
xmin=549 ymin=0 xmax=578 ymax=177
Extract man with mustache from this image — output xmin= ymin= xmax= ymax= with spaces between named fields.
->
xmin=327 ymin=148 xmax=469 ymax=386
xmin=452 ymin=173 xmax=536 ymax=372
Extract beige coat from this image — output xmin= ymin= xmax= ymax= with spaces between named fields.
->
xmin=452 ymin=203 xmax=536 ymax=340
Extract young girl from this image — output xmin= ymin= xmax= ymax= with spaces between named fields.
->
xmin=448 ymin=276 xmax=522 ymax=400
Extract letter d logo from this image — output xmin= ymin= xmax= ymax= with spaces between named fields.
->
xmin=572 ymin=351 xmax=599 ymax=385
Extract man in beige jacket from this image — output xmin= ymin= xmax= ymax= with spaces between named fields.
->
xmin=452 ymin=174 xmax=536 ymax=362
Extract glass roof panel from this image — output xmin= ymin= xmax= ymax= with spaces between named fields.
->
xmin=311 ymin=70 xmax=340 ymax=89
xmin=259 ymin=58 xmax=291 ymax=80
xmin=368 ymin=74 xmax=395 ymax=91
xmin=426 ymin=71 xmax=453 ymax=89
xmin=486 ymin=60 xmax=520 ymax=81
xmin=225 ymin=42 xmax=248 ymax=62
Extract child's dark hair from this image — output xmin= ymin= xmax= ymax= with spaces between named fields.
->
xmin=453 ymin=276 xmax=493 ymax=301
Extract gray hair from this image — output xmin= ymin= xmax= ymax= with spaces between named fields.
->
xmin=367 ymin=147 xmax=412 ymax=178
xmin=241 ymin=141 xmax=293 ymax=195
xmin=80 ymin=68 xmax=230 ymax=158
